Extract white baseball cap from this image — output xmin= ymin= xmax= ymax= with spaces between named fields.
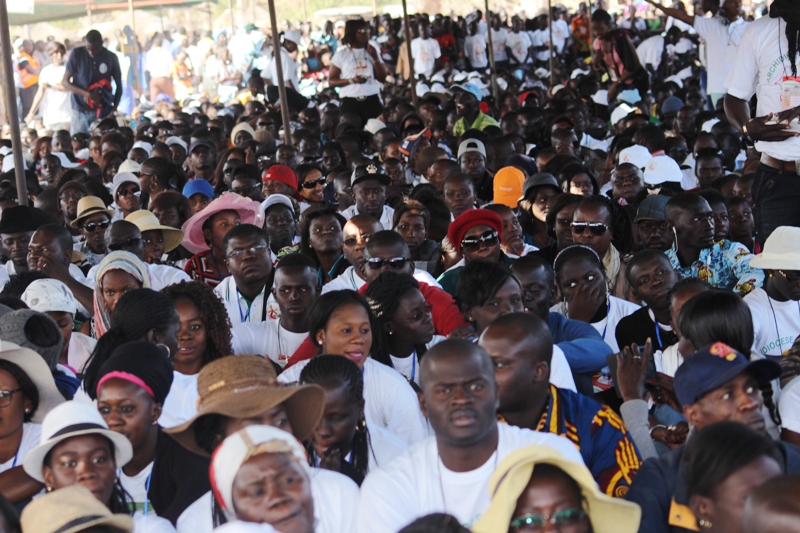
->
xmin=643 ymin=155 xmax=682 ymax=185
xmin=618 ymin=145 xmax=652 ymax=169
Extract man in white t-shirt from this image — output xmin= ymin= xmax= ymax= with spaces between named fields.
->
xmin=463 ymin=21 xmax=488 ymax=71
xmin=411 ymin=19 xmax=441 ymax=79
xmin=505 ymin=17 xmax=532 ymax=66
xmin=145 ymin=35 xmax=175 ymax=102
xmin=357 ymin=340 xmax=584 ymax=533
xmin=724 ymin=0 xmax=800 ymax=247
xmin=25 ymin=41 xmax=71 ymax=130
xmin=550 ymin=11 xmax=571 ymax=54
xmin=489 ymin=16 xmax=508 ymax=68
xmin=266 ymin=30 xmax=300 ymax=90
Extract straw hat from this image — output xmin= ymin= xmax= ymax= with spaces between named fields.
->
xmin=180 ymin=192 xmax=262 ymax=254
xmin=23 ymin=401 xmax=133 ymax=483
xmin=20 ymin=486 xmax=134 ymax=533
xmin=472 ymin=446 xmax=641 ymax=533
xmin=0 ymin=342 xmax=64 ymax=423
xmin=125 ymin=210 xmax=185 ymax=253
xmin=166 ymin=355 xmax=325 ymax=456
xmin=749 ymin=226 xmax=800 ymax=271
xmin=69 ymin=196 xmax=114 ymax=229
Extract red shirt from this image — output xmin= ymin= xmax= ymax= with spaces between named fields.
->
xmin=434 ymin=34 xmax=455 ymax=63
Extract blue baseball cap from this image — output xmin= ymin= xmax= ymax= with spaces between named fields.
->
xmin=182 ymin=179 xmax=214 ymax=199
xmin=450 ymin=82 xmax=483 ymax=102
xmin=674 ymin=342 xmax=781 ymax=408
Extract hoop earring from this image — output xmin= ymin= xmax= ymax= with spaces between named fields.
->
xmin=156 ymin=343 xmax=171 ymax=359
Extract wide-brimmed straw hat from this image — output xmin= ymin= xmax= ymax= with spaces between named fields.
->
xmin=750 ymin=226 xmax=800 ymax=271
xmin=472 ymin=446 xmax=641 ymax=533
xmin=0 ymin=341 xmax=64 ymax=423
xmin=23 ymin=401 xmax=133 ymax=483
xmin=69 ymin=196 xmax=114 ymax=229
xmin=180 ymin=192 xmax=262 ymax=254
xmin=166 ymin=355 xmax=325 ymax=456
xmin=125 ymin=210 xmax=184 ymax=252
xmin=20 ymin=486 xmax=134 ymax=533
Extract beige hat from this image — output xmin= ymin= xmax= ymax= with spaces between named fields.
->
xmin=231 ymin=122 xmax=256 ymax=144
xmin=0 ymin=342 xmax=65 ymax=423
xmin=166 ymin=355 xmax=325 ymax=456
xmin=472 ymin=446 xmax=641 ymax=533
xmin=125 ymin=210 xmax=184 ymax=252
xmin=69 ymin=196 xmax=114 ymax=229
xmin=749 ymin=226 xmax=800 ymax=271
xmin=21 ymin=485 xmax=133 ymax=533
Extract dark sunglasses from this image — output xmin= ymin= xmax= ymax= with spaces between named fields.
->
xmin=230 ymin=184 xmax=260 ymax=195
xmin=117 ymin=188 xmax=141 ymax=198
xmin=460 ymin=230 xmax=499 ymax=253
xmin=571 ymin=222 xmax=608 ymax=236
xmin=83 ymin=220 xmax=110 ymax=233
xmin=302 ymin=177 xmax=327 ymax=189
xmin=365 ymin=257 xmax=409 ymax=270
xmin=108 ymin=237 xmax=141 ymax=251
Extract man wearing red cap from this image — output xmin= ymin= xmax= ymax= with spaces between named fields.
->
xmin=437 ymin=209 xmax=515 ymax=297
xmin=262 ymin=164 xmax=308 ymax=212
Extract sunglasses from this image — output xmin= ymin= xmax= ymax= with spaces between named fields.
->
xmin=59 ymin=192 xmax=86 ymax=202
xmin=460 ymin=230 xmax=499 ymax=253
xmin=230 ymin=184 xmax=260 ymax=195
xmin=571 ymin=222 xmax=608 ymax=236
xmin=83 ymin=220 xmax=110 ymax=233
xmin=117 ymin=188 xmax=141 ymax=198
xmin=510 ymin=508 xmax=587 ymax=531
xmin=302 ymin=177 xmax=327 ymax=189
xmin=108 ymin=237 xmax=141 ymax=251
xmin=365 ymin=257 xmax=409 ymax=270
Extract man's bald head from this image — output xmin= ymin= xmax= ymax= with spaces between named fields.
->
xmin=105 ymin=220 xmax=144 ymax=259
xmin=742 ymin=476 xmax=800 ymax=533
xmin=345 ymin=214 xmax=383 ymax=236
xmin=479 ymin=312 xmax=553 ymax=365
xmin=420 ymin=339 xmax=494 ymax=388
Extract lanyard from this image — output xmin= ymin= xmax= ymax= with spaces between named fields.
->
xmin=144 ymin=471 xmax=152 ymax=515
xmin=410 ymin=354 xmax=416 ymax=383
xmin=236 ymin=289 xmax=253 ymax=323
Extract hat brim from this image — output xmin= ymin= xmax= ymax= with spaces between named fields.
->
xmin=23 ymin=427 xmax=133 ymax=482
xmin=0 ymin=348 xmax=65 ymax=423
xmin=69 ymin=207 xmax=115 ymax=229
xmin=165 ymin=383 xmax=325 ymax=456
xmin=181 ymin=198 xmax=261 ymax=252
xmin=352 ymin=174 xmax=391 ymax=188
xmin=694 ymin=358 xmax=782 ymax=407
xmin=749 ymin=254 xmax=800 ymax=271
xmin=136 ymin=224 xmax=185 ymax=253
xmin=57 ymin=514 xmax=134 ymax=533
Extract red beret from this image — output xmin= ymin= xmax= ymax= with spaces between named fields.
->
xmin=262 ymin=164 xmax=298 ymax=189
xmin=448 ymin=209 xmax=503 ymax=254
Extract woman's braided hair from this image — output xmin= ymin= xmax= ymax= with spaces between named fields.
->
xmin=364 ymin=272 xmax=422 ymax=367
xmin=770 ymin=0 xmax=800 ymax=77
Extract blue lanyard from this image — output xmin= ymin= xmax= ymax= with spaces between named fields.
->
xmin=654 ymin=321 xmax=663 ymax=348
xmin=143 ymin=471 xmax=152 ymax=515
xmin=410 ymin=352 xmax=416 ymax=383
xmin=236 ymin=289 xmax=253 ymax=323
xmin=11 ymin=450 xmax=18 ymax=468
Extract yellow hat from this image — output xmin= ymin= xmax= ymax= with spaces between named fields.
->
xmin=492 ymin=166 xmax=526 ymax=208
xmin=472 ymin=446 xmax=641 ymax=533
xmin=125 ymin=210 xmax=185 ymax=253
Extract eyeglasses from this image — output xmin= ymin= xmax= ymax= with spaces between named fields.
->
xmin=778 ymin=270 xmax=800 ymax=283
xmin=83 ymin=220 xmax=110 ymax=233
xmin=343 ymin=234 xmax=371 ymax=247
xmin=228 ymin=244 xmax=268 ymax=260
xmin=394 ymin=302 xmax=433 ymax=323
xmin=302 ymin=177 xmax=327 ymax=189
xmin=510 ymin=508 xmax=588 ymax=532
xmin=571 ymin=222 xmax=608 ymax=236
xmin=257 ymin=122 xmax=275 ymax=128
xmin=612 ymin=174 xmax=641 ymax=186
xmin=59 ymin=192 xmax=86 ymax=202
xmin=231 ymin=184 xmax=260 ymax=195
xmin=0 ymin=389 xmax=22 ymax=408
xmin=117 ymin=188 xmax=141 ymax=198
xmin=460 ymin=230 xmax=499 ymax=253
xmin=108 ymin=237 xmax=141 ymax=251
xmin=637 ymin=221 xmax=668 ymax=234
xmin=365 ymin=257 xmax=409 ymax=270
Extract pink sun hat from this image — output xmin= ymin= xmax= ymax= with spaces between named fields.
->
xmin=180 ymin=192 xmax=263 ymax=254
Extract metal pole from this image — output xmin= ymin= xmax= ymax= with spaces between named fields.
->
xmin=547 ymin=0 xmax=555 ymax=84
xmin=229 ymin=0 xmax=235 ymax=36
xmin=267 ymin=0 xmax=293 ymax=145
xmin=0 ymin=0 xmax=28 ymax=205
xmin=87 ymin=2 xmax=92 ymax=26
xmin=129 ymin=0 xmax=141 ymax=94
xmin=401 ymin=0 xmax=417 ymax=107
xmin=483 ymin=2 xmax=499 ymax=102
xmin=372 ymin=0 xmax=377 ymax=17
xmin=159 ymin=4 xmax=165 ymax=33
xmin=301 ymin=0 xmax=307 ymax=26
xmin=206 ymin=1 xmax=213 ymax=31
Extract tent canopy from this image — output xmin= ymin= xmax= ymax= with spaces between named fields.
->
xmin=8 ymin=0 xmax=212 ymax=26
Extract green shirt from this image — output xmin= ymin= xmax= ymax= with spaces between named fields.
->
xmin=453 ymin=111 xmax=499 ymax=136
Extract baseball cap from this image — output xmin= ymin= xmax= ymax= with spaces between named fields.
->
xmin=661 ymin=96 xmax=684 ymax=115
xmin=351 ymin=163 xmax=390 ymax=188
xmin=261 ymin=194 xmax=295 ymax=216
xmin=189 ymin=139 xmax=216 ymax=154
xmin=674 ymin=342 xmax=781 ymax=408
xmin=450 ymin=82 xmax=483 ymax=102
xmin=457 ymin=139 xmax=486 ymax=160
xmin=182 ymin=179 xmax=214 ymax=199
xmin=618 ymin=145 xmax=652 ymax=170
xmin=634 ymin=195 xmax=669 ymax=223
xmin=364 ymin=118 xmax=386 ymax=135
xmin=643 ymin=155 xmax=682 ymax=185
xmin=521 ymin=172 xmax=559 ymax=201
xmin=493 ymin=167 xmax=525 ymax=208
xmin=262 ymin=164 xmax=298 ymax=189
xmin=610 ymin=103 xmax=635 ymax=127
xmin=166 ymin=136 xmax=188 ymax=152
xmin=283 ymin=30 xmax=302 ymax=45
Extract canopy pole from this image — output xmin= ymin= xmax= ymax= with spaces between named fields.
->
xmin=229 ymin=0 xmax=235 ymax=36
xmin=548 ymin=0 xmax=555 ymax=85
xmin=128 ymin=0 xmax=141 ymax=94
xmin=267 ymin=0 xmax=292 ymax=146
xmin=87 ymin=2 xmax=92 ymax=26
xmin=159 ymin=4 xmax=165 ymax=33
xmin=483 ymin=2 xmax=499 ymax=102
xmin=0 ymin=0 xmax=29 ymax=205
xmin=206 ymin=1 xmax=212 ymax=31
xmin=372 ymin=0 xmax=377 ymax=17
xmin=401 ymin=0 xmax=416 ymax=107
xmin=301 ymin=0 xmax=307 ymax=27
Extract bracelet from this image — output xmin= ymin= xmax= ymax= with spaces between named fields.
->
xmin=649 ymin=424 xmax=666 ymax=437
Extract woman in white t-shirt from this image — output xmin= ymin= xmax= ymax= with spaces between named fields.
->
xmin=24 ymin=42 xmax=71 ymax=131
xmin=300 ymin=355 xmax=407 ymax=484
xmin=328 ymin=19 xmax=387 ymax=123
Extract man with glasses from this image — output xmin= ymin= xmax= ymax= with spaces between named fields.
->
xmin=665 ymin=193 xmax=763 ymax=294
xmin=262 ymin=194 xmax=299 ymax=260
xmin=635 ymin=195 xmax=673 ymax=252
xmin=610 ymin=163 xmax=645 ymax=207
xmin=70 ymin=196 xmax=113 ymax=268
xmin=57 ymin=181 xmax=88 ymax=240
xmin=341 ymin=164 xmax=395 ymax=230
xmin=229 ymin=167 xmax=264 ymax=203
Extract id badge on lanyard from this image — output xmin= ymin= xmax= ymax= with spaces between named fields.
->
xmin=780 ymin=76 xmax=800 ymax=110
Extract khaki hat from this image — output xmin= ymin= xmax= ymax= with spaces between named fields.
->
xmin=125 ymin=210 xmax=184 ymax=253
xmin=166 ymin=355 xmax=325 ymax=456
xmin=69 ymin=196 xmax=114 ymax=229
xmin=472 ymin=446 xmax=641 ymax=533
xmin=21 ymin=485 xmax=134 ymax=533
xmin=0 ymin=341 xmax=64 ymax=423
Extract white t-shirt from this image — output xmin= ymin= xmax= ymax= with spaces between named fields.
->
xmin=0 ymin=423 xmax=40 ymax=473
xmin=551 ymin=296 xmax=640 ymax=353
xmin=654 ymin=343 xmax=684 ymax=378
xmin=37 ymin=64 xmax=72 ymax=126
xmin=694 ymin=15 xmax=748 ymax=94
xmin=119 ymin=461 xmax=155 ymax=514
xmin=176 ymin=468 xmax=360 ymax=533
xmin=551 ymin=19 xmax=571 ymax=53
xmin=357 ymin=423 xmax=585 ymax=533
xmin=530 ymin=29 xmax=551 ymax=62
xmin=84 ymin=263 xmax=190 ymax=291
xmin=490 ymin=28 xmax=508 ymax=61
xmin=779 ymin=375 xmax=800 ymax=434
xmin=266 ymin=48 xmax=299 ymax=90
xmin=214 ymin=276 xmax=280 ymax=324
xmin=725 ymin=15 xmax=800 ymax=161
xmin=463 ymin=35 xmax=488 ymax=69
xmin=340 ymin=204 xmax=395 ymax=231
xmin=505 ymin=31 xmax=532 ymax=64
xmin=231 ymin=320 xmax=307 ymax=367
xmin=410 ymin=38 xmax=441 ymax=78
xmin=132 ymin=512 xmax=176 ymax=533
xmin=389 ymin=336 xmax=447 ymax=385
xmin=316 ymin=423 xmax=408 ymax=474
xmin=159 ymin=371 xmax=198 ymax=429
xmin=637 ymin=35 xmax=665 ymax=69
xmin=279 ymin=357 xmax=430 ymax=445
xmin=67 ymin=332 xmax=96 ymax=373
xmin=331 ymin=44 xmax=383 ymax=98
xmin=321 ymin=265 xmax=441 ymax=295
xmin=745 ymin=288 xmax=800 ymax=356
xmin=146 ymin=46 xmax=174 ymax=78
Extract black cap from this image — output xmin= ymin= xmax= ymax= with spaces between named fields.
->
xmin=351 ymin=163 xmax=391 ymax=188
xmin=189 ymin=139 xmax=216 ymax=153
xmin=0 ymin=206 xmax=50 ymax=234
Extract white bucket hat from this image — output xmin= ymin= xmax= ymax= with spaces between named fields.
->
xmin=750 ymin=226 xmax=800 ymax=271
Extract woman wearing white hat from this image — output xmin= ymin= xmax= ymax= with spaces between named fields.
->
xmin=23 ymin=401 xmax=175 ymax=533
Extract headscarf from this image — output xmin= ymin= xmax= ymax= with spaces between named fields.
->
xmin=93 ymin=251 xmax=151 ymax=338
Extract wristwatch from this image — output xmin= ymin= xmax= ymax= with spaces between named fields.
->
xmin=742 ymin=121 xmax=754 ymax=147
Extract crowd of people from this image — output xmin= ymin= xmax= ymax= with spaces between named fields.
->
xmin=0 ymin=0 xmax=800 ymax=531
